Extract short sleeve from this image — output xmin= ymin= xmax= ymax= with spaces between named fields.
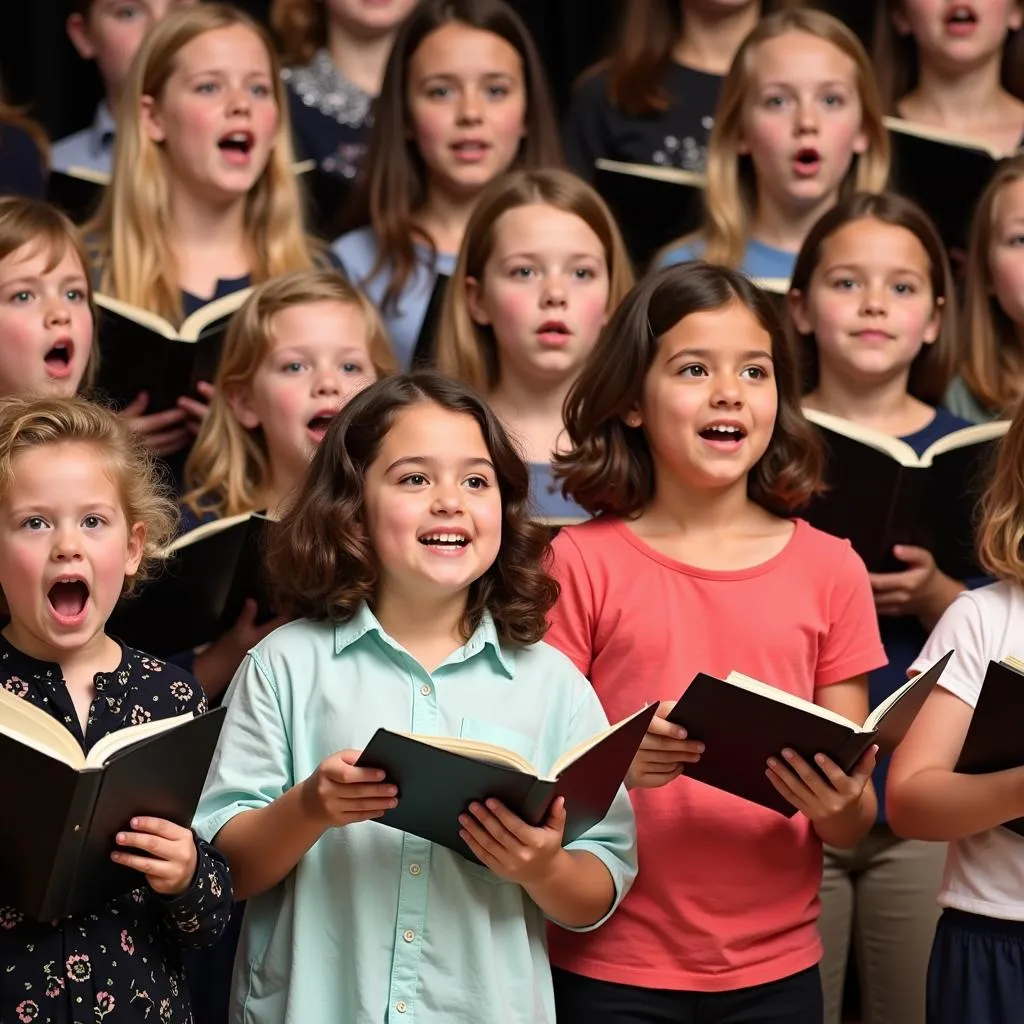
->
xmin=193 ymin=650 xmax=294 ymax=843
xmin=545 ymin=531 xmax=598 ymax=677
xmin=563 ymin=74 xmax=612 ymax=182
xmin=910 ymin=591 xmax=989 ymax=709
xmin=816 ymin=543 xmax=887 ymax=688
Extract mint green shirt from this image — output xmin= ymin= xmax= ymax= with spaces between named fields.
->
xmin=194 ymin=604 xmax=637 ymax=1024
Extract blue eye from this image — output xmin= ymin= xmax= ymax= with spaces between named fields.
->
xmin=573 ymin=268 xmax=596 ymax=280
xmin=823 ymin=93 xmax=845 ymax=107
xmin=342 ymin=362 xmax=364 ymax=374
xmin=251 ymin=83 xmax=272 ymax=98
xmin=195 ymin=81 xmax=218 ymax=95
xmin=11 ymin=290 xmax=32 ymax=303
xmin=487 ymin=84 xmax=510 ymax=99
xmin=282 ymin=361 xmax=304 ymax=373
xmin=427 ymin=86 xmax=451 ymax=99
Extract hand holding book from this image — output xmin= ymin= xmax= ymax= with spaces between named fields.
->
xmin=765 ymin=744 xmax=877 ymax=827
xmin=869 ymin=545 xmax=965 ymax=626
xmin=303 ymin=749 xmax=399 ymax=829
xmin=626 ymin=700 xmax=705 ymax=789
xmin=110 ymin=815 xmax=199 ymax=896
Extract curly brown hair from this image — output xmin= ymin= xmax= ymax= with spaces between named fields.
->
xmin=555 ymin=262 xmax=824 ymax=518
xmin=266 ymin=371 xmax=558 ymax=644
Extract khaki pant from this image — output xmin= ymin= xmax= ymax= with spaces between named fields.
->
xmin=818 ymin=825 xmax=946 ymax=1024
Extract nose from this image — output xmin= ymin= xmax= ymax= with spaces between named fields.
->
xmin=227 ymin=83 xmax=251 ymax=116
xmin=710 ymin=376 xmax=744 ymax=408
xmin=860 ymin=283 xmax=888 ymax=316
xmin=312 ymin=365 xmax=341 ymax=396
xmin=541 ymin=274 xmax=568 ymax=308
xmin=456 ymin=87 xmax=484 ymax=126
xmin=430 ymin=478 xmax=465 ymax=516
xmin=795 ymin=97 xmax=819 ymax=134
xmin=51 ymin=524 xmax=83 ymax=561
xmin=44 ymin=293 xmax=72 ymax=328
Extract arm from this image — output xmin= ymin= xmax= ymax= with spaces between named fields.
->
xmin=155 ymin=835 xmax=234 ymax=950
xmin=869 ymin=544 xmax=966 ymax=632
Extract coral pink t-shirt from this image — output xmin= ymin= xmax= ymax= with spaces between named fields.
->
xmin=545 ymin=516 xmax=885 ymax=992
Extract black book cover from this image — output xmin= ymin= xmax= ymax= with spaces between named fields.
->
xmin=47 ymin=169 xmax=107 ymax=225
xmin=409 ymin=274 xmax=450 ymax=370
xmin=356 ymin=704 xmax=657 ymax=860
xmin=593 ymin=159 xmax=705 ymax=269
xmin=956 ymin=659 xmax=1024 ymax=837
xmin=297 ymin=163 xmax=354 ymax=241
xmin=108 ymin=513 xmax=274 ymax=657
xmin=667 ymin=653 xmax=952 ymax=816
xmin=0 ymin=707 xmax=225 ymax=920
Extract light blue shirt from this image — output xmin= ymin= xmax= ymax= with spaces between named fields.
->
xmin=658 ymin=237 xmax=796 ymax=281
xmin=50 ymin=101 xmax=116 ymax=176
xmin=194 ymin=604 xmax=636 ymax=1024
xmin=331 ymin=226 xmax=456 ymax=370
xmin=530 ymin=461 xmax=588 ymax=524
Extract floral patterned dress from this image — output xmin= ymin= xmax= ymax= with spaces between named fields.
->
xmin=0 ymin=635 xmax=233 ymax=1024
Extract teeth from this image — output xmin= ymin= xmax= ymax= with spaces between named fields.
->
xmin=420 ymin=533 xmax=467 ymax=545
xmin=705 ymin=425 xmax=741 ymax=435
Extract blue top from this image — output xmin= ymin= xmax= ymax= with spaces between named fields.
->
xmin=871 ymin=405 xmax=972 ymax=821
xmin=181 ymin=273 xmax=252 ymax=319
xmin=194 ymin=603 xmax=637 ymax=1024
xmin=0 ymin=123 xmax=46 ymax=199
xmin=50 ymin=101 xmax=116 ymax=176
xmin=530 ymin=462 xmax=588 ymax=523
xmin=657 ymin=237 xmax=796 ymax=281
xmin=332 ymin=226 xmax=457 ymax=370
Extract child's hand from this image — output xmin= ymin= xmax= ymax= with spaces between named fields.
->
xmin=178 ymin=381 xmax=214 ymax=437
xmin=626 ymin=700 xmax=704 ymax=789
xmin=459 ymin=797 xmax=566 ymax=884
xmin=301 ymin=750 xmax=398 ymax=829
xmin=870 ymin=546 xmax=964 ymax=622
xmin=766 ymin=746 xmax=876 ymax=824
xmin=111 ymin=816 xmax=198 ymax=896
xmin=120 ymin=392 xmax=190 ymax=457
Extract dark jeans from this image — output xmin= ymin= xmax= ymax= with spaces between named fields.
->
xmin=552 ymin=965 xmax=823 ymax=1024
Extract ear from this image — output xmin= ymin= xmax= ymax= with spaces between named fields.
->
xmin=851 ymin=123 xmax=869 ymax=156
xmin=621 ymin=408 xmax=643 ymax=429
xmin=891 ymin=5 xmax=912 ymax=35
xmin=225 ymin=382 xmax=262 ymax=430
xmin=140 ymin=94 xmax=166 ymax=144
xmin=124 ymin=521 xmax=146 ymax=579
xmin=788 ymin=288 xmax=815 ymax=336
xmin=922 ymin=294 xmax=943 ymax=345
xmin=465 ymin=276 xmax=492 ymax=327
xmin=1010 ymin=2 xmax=1023 ymax=32
xmin=66 ymin=13 xmax=97 ymax=60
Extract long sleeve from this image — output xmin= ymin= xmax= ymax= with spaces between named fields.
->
xmin=156 ymin=833 xmax=234 ymax=951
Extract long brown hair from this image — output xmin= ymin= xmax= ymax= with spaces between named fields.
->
xmin=555 ymin=261 xmax=823 ymax=518
xmin=873 ymin=0 xmax=1024 ymax=112
xmin=436 ymin=168 xmax=634 ymax=392
xmin=789 ymin=191 xmax=957 ymax=405
xmin=960 ymin=157 xmax=1024 ymax=417
xmin=977 ymin=396 xmax=1024 ymax=585
xmin=342 ymin=0 xmax=563 ymax=312
xmin=266 ymin=371 xmax=559 ymax=643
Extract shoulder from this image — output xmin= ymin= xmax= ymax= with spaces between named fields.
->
xmin=49 ymin=127 xmax=90 ymax=170
xmin=330 ymin=226 xmax=378 ymax=275
xmin=789 ymin=521 xmax=871 ymax=586
xmin=508 ymin=636 xmax=589 ymax=681
xmin=943 ymin=374 xmax=997 ymax=425
xmin=656 ymin=238 xmax=703 ymax=269
xmin=247 ymin=617 xmax=338 ymax=678
xmin=553 ymin=517 xmax=625 ymax=559
xmin=122 ymin=646 xmax=206 ymax=713
xmin=569 ymin=66 xmax=613 ymax=108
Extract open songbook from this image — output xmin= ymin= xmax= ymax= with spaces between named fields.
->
xmin=0 ymin=691 xmax=226 ymax=920
xmin=357 ymin=704 xmax=658 ymax=860
xmin=667 ymin=651 xmax=955 ymax=815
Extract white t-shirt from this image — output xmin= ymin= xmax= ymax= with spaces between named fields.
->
xmin=912 ymin=581 xmax=1024 ymax=920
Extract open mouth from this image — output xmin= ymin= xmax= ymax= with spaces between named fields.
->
xmin=945 ymin=5 xmax=977 ymax=27
xmin=451 ymin=139 xmax=490 ymax=161
xmin=218 ymin=131 xmax=255 ymax=160
xmin=699 ymin=423 xmax=747 ymax=443
xmin=47 ymin=577 xmax=89 ymax=622
xmin=44 ymin=341 xmax=73 ymax=376
xmin=793 ymin=148 xmax=821 ymax=174
xmin=537 ymin=321 xmax=572 ymax=344
xmin=418 ymin=532 xmax=470 ymax=550
xmin=306 ymin=411 xmax=337 ymax=442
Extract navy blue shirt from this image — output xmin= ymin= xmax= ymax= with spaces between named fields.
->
xmin=0 ymin=123 xmax=46 ymax=199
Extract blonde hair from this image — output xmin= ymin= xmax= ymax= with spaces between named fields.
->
xmin=87 ymin=3 xmax=318 ymax=325
xmin=0 ymin=197 xmax=97 ymax=391
xmin=0 ymin=395 xmax=177 ymax=593
xmin=183 ymin=270 xmax=397 ymax=519
xmin=678 ymin=8 xmax=890 ymax=269
xmin=436 ymin=169 xmax=634 ymax=393
xmin=960 ymin=157 xmax=1024 ymax=418
xmin=977 ymin=396 xmax=1024 ymax=585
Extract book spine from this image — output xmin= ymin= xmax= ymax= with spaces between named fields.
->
xmin=835 ymin=731 xmax=876 ymax=776
xmin=521 ymin=780 xmax=557 ymax=827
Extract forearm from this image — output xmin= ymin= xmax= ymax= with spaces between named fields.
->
xmin=523 ymin=850 xmax=615 ymax=929
xmin=212 ymin=778 xmax=326 ymax=901
xmin=888 ymin=767 xmax=1024 ymax=841
xmin=813 ymin=782 xmax=877 ymax=848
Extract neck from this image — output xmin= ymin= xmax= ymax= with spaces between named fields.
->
xmin=491 ymin=370 xmax=574 ymax=424
xmin=3 ymin=620 xmax=118 ymax=678
xmin=259 ymin=459 xmax=307 ymax=518
xmin=167 ymin=182 xmax=249 ymax=253
xmin=645 ymin=470 xmax=759 ymax=537
xmin=804 ymin=370 xmax=915 ymax=429
xmin=416 ymin=185 xmax=481 ymax=255
xmin=373 ymin=586 xmax=469 ymax=668
xmin=905 ymin=54 xmax=1006 ymax=127
xmin=672 ymin=2 xmax=761 ymax=74
xmin=326 ymin=19 xmax=398 ymax=96
xmin=752 ymin=186 xmax=840 ymax=254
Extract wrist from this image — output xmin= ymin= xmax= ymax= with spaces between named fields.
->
xmin=298 ymin=774 xmax=331 ymax=832
xmin=523 ymin=846 xmax=573 ymax=894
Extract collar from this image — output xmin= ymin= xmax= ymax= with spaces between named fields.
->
xmin=0 ymin=629 xmax=131 ymax=699
xmin=90 ymin=101 xmax=117 ymax=156
xmin=334 ymin=602 xmax=516 ymax=678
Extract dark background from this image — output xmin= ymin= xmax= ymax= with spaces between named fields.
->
xmin=3 ymin=0 xmax=877 ymax=144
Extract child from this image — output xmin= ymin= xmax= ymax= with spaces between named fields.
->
xmin=945 ymin=156 xmax=1024 ymax=423
xmin=87 ymin=3 xmax=323 ymax=458
xmin=887 ymin=399 xmax=1024 ymax=1024
xmin=874 ymin=0 xmax=1024 ymax=155
xmin=193 ymin=370 xmax=637 ymax=1023
xmin=54 ymin=0 xmax=195 ymax=175
xmin=0 ymin=394 xmax=232 ymax=1024
xmin=435 ymin=168 xmax=633 ymax=520
xmin=332 ymin=0 xmax=563 ymax=370
xmin=564 ymin=0 xmax=791 ymax=181
xmin=545 ymin=262 xmax=886 ymax=1022
xmin=273 ymin=0 xmax=421 ymax=181
xmin=0 ymin=197 xmax=95 ymax=398
xmin=789 ymin=191 xmax=963 ymax=1024
xmin=658 ymin=8 xmax=890 ymax=280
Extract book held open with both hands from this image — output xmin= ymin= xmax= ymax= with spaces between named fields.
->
xmin=356 ymin=703 xmax=658 ymax=860
xmin=0 ymin=692 xmax=226 ymax=920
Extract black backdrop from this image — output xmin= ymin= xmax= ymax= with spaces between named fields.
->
xmin=1 ymin=0 xmax=877 ymax=143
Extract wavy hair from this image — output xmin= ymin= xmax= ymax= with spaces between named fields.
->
xmin=667 ymin=8 xmax=890 ymax=269
xmin=183 ymin=270 xmax=396 ymax=519
xmin=342 ymin=0 xmax=563 ymax=312
xmin=789 ymin=191 xmax=957 ymax=405
xmin=87 ymin=3 xmax=318 ymax=325
xmin=435 ymin=168 xmax=634 ymax=392
xmin=266 ymin=371 xmax=558 ymax=642
xmin=977 ymin=396 xmax=1024 ymax=585
xmin=0 ymin=395 xmax=177 ymax=593
xmin=555 ymin=261 xmax=823 ymax=517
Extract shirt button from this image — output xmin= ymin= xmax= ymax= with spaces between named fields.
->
xmin=403 ymin=929 xmax=415 ymax=942
xmin=396 ymin=1001 xmax=408 ymax=1014
xmin=409 ymin=863 xmax=421 ymax=876
xmin=419 ymin=684 xmax=431 ymax=696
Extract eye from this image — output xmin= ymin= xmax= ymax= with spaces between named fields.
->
xmin=341 ymin=361 xmax=364 ymax=374
xmin=831 ymin=277 xmax=857 ymax=291
xmin=195 ymin=81 xmax=219 ymax=95
xmin=281 ymin=360 xmax=305 ymax=373
xmin=678 ymin=364 xmax=708 ymax=378
xmin=113 ymin=4 xmax=140 ymax=20
xmin=573 ymin=267 xmax=597 ymax=280
xmin=10 ymin=290 xmax=32 ymax=304
xmin=21 ymin=516 xmax=47 ymax=531
xmin=399 ymin=473 xmax=428 ymax=486
xmin=486 ymin=83 xmax=510 ymax=99
xmin=510 ymin=265 xmax=536 ymax=279
xmin=66 ymin=288 xmax=86 ymax=302
xmin=741 ymin=366 xmax=770 ymax=381
xmin=822 ymin=93 xmax=846 ymax=108
xmin=763 ymin=94 xmax=788 ymax=109
xmin=82 ymin=514 xmax=105 ymax=529
xmin=1008 ymin=234 xmax=1024 ymax=247
xmin=251 ymin=82 xmax=272 ymax=98
xmin=892 ymin=282 xmax=916 ymax=295
xmin=465 ymin=475 xmax=490 ymax=489
xmin=426 ymin=85 xmax=451 ymax=100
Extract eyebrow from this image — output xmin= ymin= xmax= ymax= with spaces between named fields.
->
xmin=499 ymin=251 xmax=602 ymax=262
xmin=386 ymin=455 xmax=496 ymax=473
xmin=183 ymin=68 xmax=272 ymax=81
xmin=759 ymin=79 xmax=851 ymax=90
xmin=823 ymin=262 xmax=927 ymax=277
xmin=667 ymin=346 xmax=773 ymax=362
xmin=420 ymin=71 xmax=516 ymax=82
xmin=0 ymin=273 xmax=87 ymax=287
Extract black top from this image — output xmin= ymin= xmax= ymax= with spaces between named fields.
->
xmin=0 ymin=634 xmax=233 ymax=1024
xmin=564 ymin=62 xmax=723 ymax=182
xmin=0 ymin=123 xmax=46 ymax=199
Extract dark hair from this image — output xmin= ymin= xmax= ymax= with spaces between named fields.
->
xmin=789 ymin=191 xmax=957 ymax=405
xmin=555 ymin=262 xmax=823 ymax=518
xmin=266 ymin=371 xmax=559 ymax=644
xmin=341 ymin=0 xmax=563 ymax=311
xmin=873 ymin=0 xmax=1024 ymax=111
